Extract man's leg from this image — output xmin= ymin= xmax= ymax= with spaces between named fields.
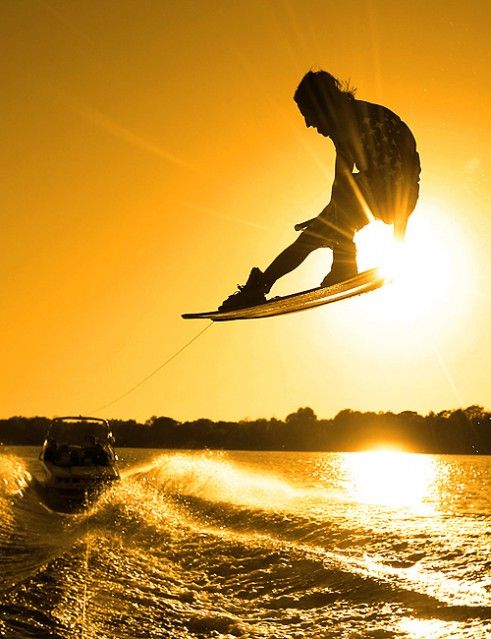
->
xmin=320 ymin=237 xmax=357 ymax=287
xmin=263 ymin=203 xmax=363 ymax=290
xmin=262 ymin=230 xmax=326 ymax=291
xmin=219 ymin=222 xmax=326 ymax=310
xmin=318 ymin=180 xmax=372 ymax=286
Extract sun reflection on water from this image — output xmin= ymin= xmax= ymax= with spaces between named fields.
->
xmin=399 ymin=617 xmax=474 ymax=639
xmin=343 ymin=450 xmax=436 ymax=512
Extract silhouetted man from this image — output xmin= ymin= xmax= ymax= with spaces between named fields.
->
xmin=220 ymin=70 xmax=420 ymax=310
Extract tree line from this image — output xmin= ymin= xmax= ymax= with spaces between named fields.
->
xmin=0 ymin=406 xmax=490 ymax=454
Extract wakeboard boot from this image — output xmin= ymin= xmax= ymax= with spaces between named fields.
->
xmin=219 ymin=267 xmax=269 ymax=311
xmin=321 ymin=241 xmax=358 ymax=287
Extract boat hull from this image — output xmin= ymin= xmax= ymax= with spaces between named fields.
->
xmin=36 ymin=461 xmax=119 ymax=512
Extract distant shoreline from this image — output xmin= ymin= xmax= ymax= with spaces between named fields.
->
xmin=1 ymin=406 xmax=490 ymax=455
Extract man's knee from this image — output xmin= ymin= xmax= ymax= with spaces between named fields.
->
xmin=296 ymin=228 xmax=330 ymax=253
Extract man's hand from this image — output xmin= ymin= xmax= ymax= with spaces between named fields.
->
xmin=294 ymin=217 xmax=316 ymax=231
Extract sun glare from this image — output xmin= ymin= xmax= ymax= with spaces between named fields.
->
xmin=344 ymin=450 xmax=435 ymax=510
xmin=353 ymin=200 xmax=473 ymax=329
xmin=399 ymin=618 xmax=461 ymax=639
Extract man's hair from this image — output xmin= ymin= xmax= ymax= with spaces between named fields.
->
xmin=294 ymin=70 xmax=356 ymax=113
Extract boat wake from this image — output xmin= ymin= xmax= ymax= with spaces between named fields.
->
xmin=1 ymin=449 xmax=490 ymax=638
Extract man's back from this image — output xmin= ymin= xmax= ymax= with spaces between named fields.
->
xmin=347 ymin=99 xmax=420 ymax=180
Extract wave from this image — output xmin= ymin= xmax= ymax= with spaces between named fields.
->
xmin=1 ymin=450 xmax=489 ymax=638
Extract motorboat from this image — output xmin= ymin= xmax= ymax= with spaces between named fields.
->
xmin=37 ymin=416 xmax=120 ymax=511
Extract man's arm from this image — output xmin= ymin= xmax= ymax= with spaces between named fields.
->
xmin=295 ymin=151 xmax=354 ymax=231
xmin=393 ymin=215 xmax=408 ymax=241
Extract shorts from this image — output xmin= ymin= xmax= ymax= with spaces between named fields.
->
xmin=301 ymin=172 xmax=419 ymax=248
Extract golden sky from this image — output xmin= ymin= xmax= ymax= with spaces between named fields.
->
xmin=2 ymin=1 xmax=490 ymax=422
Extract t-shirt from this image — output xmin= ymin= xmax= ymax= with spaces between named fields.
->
xmin=333 ymin=99 xmax=421 ymax=224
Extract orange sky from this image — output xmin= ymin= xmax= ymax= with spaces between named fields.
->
xmin=2 ymin=1 xmax=490 ymax=422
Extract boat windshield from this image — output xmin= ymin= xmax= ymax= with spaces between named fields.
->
xmin=47 ymin=419 xmax=111 ymax=446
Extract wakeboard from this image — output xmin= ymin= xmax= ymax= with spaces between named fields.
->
xmin=182 ymin=268 xmax=386 ymax=322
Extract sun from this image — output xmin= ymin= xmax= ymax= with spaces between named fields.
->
xmin=353 ymin=199 xmax=473 ymax=328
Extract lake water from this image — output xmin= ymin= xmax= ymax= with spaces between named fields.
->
xmin=0 ymin=448 xmax=490 ymax=638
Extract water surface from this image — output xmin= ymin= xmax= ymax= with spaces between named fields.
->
xmin=0 ymin=448 xmax=490 ymax=638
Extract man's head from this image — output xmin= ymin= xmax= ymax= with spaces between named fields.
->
xmin=294 ymin=70 xmax=355 ymax=137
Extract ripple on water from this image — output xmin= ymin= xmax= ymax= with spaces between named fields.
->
xmin=0 ymin=449 xmax=490 ymax=638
